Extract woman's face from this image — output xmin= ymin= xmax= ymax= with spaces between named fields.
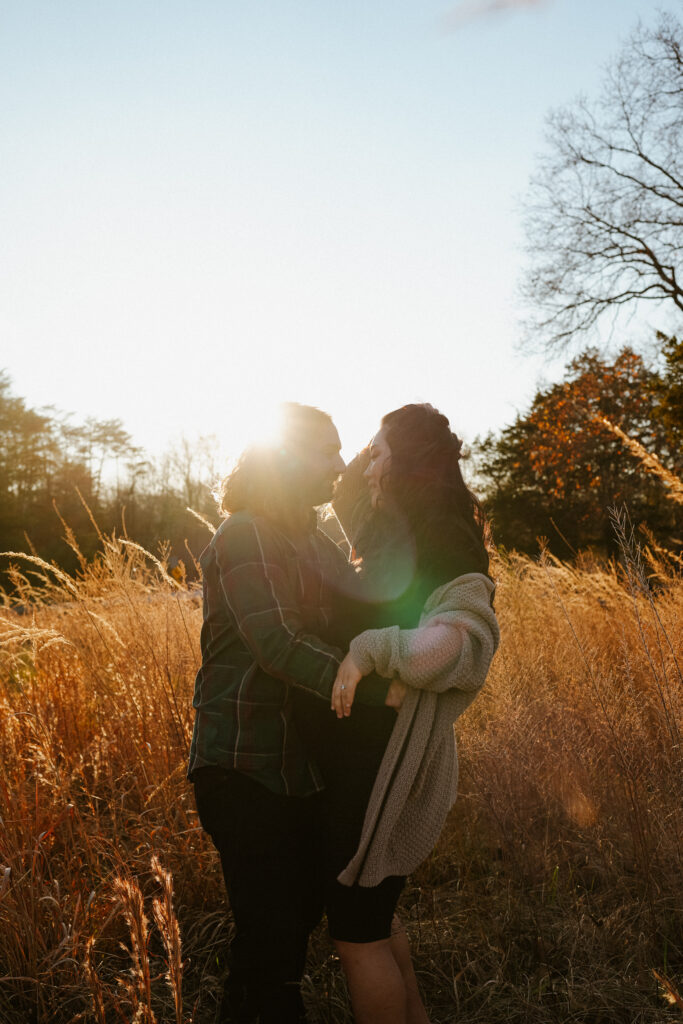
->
xmin=364 ymin=428 xmax=392 ymax=507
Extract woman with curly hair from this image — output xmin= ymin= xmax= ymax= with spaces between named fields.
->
xmin=295 ymin=403 xmax=499 ymax=1024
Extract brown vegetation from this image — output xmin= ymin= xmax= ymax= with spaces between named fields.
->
xmin=0 ymin=526 xmax=681 ymax=1022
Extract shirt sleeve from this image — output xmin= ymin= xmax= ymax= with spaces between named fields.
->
xmin=215 ymin=516 xmax=341 ymax=700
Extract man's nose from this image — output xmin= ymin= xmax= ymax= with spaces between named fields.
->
xmin=334 ymin=454 xmax=346 ymax=475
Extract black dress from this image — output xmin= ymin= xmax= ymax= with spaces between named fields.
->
xmin=292 ymin=512 xmax=436 ymax=942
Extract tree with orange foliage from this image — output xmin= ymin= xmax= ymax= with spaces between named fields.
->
xmin=652 ymin=333 xmax=683 ymax=461
xmin=475 ymin=346 xmax=681 ymax=555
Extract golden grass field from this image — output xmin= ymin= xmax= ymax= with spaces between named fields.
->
xmin=0 ymin=519 xmax=681 ymax=1023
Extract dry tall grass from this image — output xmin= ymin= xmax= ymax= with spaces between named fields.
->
xmin=0 ymin=525 xmax=681 ymax=1023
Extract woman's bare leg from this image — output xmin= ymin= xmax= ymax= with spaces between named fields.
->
xmin=334 ymin=920 xmax=430 ymax=1024
xmin=389 ymin=917 xmax=431 ymax=1024
xmin=334 ymin=937 xmax=407 ymax=1024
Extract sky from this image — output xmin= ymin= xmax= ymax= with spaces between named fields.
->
xmin=0 ymin=0 xmax=669 ymax=467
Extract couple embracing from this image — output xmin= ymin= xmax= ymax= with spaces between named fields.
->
xmin=188 ymin=402 xmax=500 ymax=1024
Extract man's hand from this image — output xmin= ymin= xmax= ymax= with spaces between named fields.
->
xmin=331 ymin=652 xmax=363 ymax=718
xmin=385 ymin=679 xmax=407 ymax=712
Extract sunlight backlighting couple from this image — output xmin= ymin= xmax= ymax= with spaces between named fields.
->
xmin=188 ymin=401 xmax=500 ymax=1024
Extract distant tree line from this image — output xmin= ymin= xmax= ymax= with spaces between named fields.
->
xmin=0 ymin=370 xmax=220 ymax=588
xmin=2 ymin=332 xmax=681 ymax=584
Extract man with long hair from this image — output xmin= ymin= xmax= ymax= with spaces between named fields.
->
xmin=188 ymin=404 xmax=389 ymax=1024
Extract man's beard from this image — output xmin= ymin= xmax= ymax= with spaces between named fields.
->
xmin=308 ymin=476 xmax=337 ymax=507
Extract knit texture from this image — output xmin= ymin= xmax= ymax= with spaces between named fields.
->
xmin=339 ymin=572 xmax=500 ymax=887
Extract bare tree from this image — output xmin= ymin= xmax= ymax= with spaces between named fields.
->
xmin=522 ymin=12 xmax=683 ymax=352
xmin=159 ymin=434 xmax=222 ymax=508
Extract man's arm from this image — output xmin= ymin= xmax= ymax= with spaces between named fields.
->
xmin=215 ymin=516 xmax=341 ymax=700
xmin=315 ymin=528 xmax=391 ymax=707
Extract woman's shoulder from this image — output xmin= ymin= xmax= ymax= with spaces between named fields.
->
xmin=423 ymin=573 xmax=496 ymax=615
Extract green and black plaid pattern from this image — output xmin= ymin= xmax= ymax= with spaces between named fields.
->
xmin=189 ymin=510 xmax=361 ymax=796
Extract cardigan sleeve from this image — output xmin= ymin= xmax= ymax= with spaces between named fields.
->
xmin=349 ymin=621 xmax=467 ymax=692
xmin=348 ymin=577 xmax=499 ymax=695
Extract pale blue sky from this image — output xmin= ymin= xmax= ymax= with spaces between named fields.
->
xmin=0 ymin=0 xmax=669 ymax=463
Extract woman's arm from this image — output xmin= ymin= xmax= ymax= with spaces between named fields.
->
xmin=331 ymin=579 xmax=499 ymax=715
xmin=330 ymin=621 xmax=460 ymax=716
xmin=351 ymin=620 xmax=469 ymax=688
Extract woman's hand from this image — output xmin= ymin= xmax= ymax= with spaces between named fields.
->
xmin=385 ymin=679 xmax=407 ymax=712
xmin=331 ymin=653 xmax=363 ymax=718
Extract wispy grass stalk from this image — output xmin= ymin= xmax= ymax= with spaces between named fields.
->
xmin=599 ymin=416 xmax=683 ymax=504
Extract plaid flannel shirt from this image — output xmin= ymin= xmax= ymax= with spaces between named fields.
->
xmin=188 ymin=509 xmax=389 ymax=796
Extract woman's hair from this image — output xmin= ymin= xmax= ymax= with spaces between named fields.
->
xmin=377 ymin=403 xmax=491 ymax=582
xmin=217 ymin=403 xmax=334 ymax=531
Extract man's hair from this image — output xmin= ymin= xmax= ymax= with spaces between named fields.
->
xmin=218 ymin=403 xmax=334 ymax=530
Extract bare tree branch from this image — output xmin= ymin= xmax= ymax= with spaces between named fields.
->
xmin=522 ymin=13 xmax=683 ymax=352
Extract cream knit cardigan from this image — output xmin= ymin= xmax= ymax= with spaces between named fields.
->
xmin=338 ymin=572 xmax=499 ymax=887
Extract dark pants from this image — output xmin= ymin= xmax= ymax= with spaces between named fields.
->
xmin=193 ymin=767 xmax=324 ymax=1024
